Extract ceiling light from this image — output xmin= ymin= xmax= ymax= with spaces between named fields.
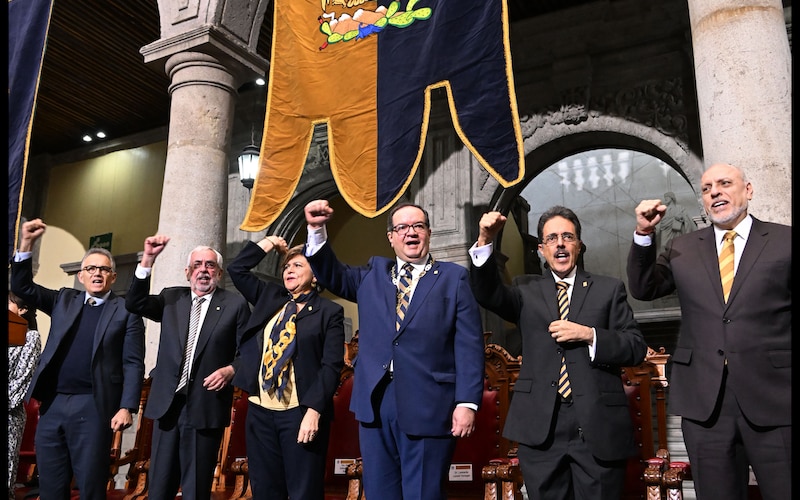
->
xmin=82 ymin=135 xmax=92 ymax=142
xmin=255 ymin=78 xmax=266 ymax=86
xmin=96 ymin=131 xmax=106 ymax=139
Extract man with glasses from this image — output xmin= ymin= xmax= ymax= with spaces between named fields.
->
xmin=469 ymin=206 xmax=647 ymax=500
xmin=10 ymin=218 xmax=145 ymax=499
xmin=303 ymin=199 xmax=485 ymax=500
xmin=125 ymin=235 xmax=250 ymax=500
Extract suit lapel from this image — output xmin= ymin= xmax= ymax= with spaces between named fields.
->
xmin=195 ymin=291 xmax=224 ymax=359
xmin=539 ymin=277 xmax=561 ymax=321
xmin=384 ymin=261 xmax=399 ymax=331
xmin=178 ymin=292 xmax=193 ymax=352
xmin=296 ymin=294 xmax=321 ymax=320
xmin=92 ymin=295 xmax=119 ymax=355
xmin=726 ymin=218 xmax=767 ymax=307
xmin=569 ymin=271 xmax=591 ymax=319
xmin=398 ymin=260 xmax=439 ymax=332
xmin=696 ymin=225 xmax=729 ymax=305
xmin=45 ymin=294 xmax=85 ymax=362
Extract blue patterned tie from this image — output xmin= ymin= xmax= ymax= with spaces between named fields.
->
xmin=556 ymin=281 xmax=571 ymax=399
xmin=395 ymin=263 xmax=414 ymax=330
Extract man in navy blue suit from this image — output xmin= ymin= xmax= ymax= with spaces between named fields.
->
xmin=11 ymin=218 xmax=145 ymax=500
xmin=303 ymin=199 xmax=485 ymax=500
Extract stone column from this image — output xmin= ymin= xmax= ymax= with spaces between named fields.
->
xmin=139 ymin=1 xmax=269 ymax=369
xmin=159 ymin=51 xmax=236 ymax=271
xmin=687 ymin=0 xmax=791 ymax=225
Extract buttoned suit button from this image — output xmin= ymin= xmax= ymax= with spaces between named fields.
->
xmin=717 ymin=349 xmax=724 ymax=356
xmin=722 ymin=318 xmax=731 ymax=324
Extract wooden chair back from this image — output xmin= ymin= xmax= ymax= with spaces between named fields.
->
xmin=213 ymin=386 xmax=250 ymax=498
xmin=107 ymin=377 xmax=154 ymax=500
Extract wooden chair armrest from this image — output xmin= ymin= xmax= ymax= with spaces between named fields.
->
xmin=344 ymin=457 xmax=364 ymax=500
xmin=663 ymin=461 xmax=691 ymax=500
xmin=227 ymin=458 xmax=250 ymax=499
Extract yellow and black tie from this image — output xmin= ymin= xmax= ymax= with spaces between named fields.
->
xmin=719 ymin=230 xmax=737 ymax=303
xmin=556 ymin=281 xmax=571 ymax=399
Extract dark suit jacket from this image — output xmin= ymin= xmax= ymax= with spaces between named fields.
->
xmin=471 ymin=255 xmax=647 ymax=462
xmin=307 ymin=243 xmax=485 ymax=437
xmin=10 ymin=257 xmax=145 ymax=422
xmin=126 ymin=276 xmax=250 ymax=429
xmin=228 ymin=241 xmax=345 ymax=417
xmin=627 ymin=217 xmax=791 ymax=426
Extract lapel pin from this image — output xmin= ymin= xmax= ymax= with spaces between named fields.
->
xmin=434 ymin=270 xmax=439 ymax=275
xmin=582 ymin=281 xmax=588 ymax=287
xmin=215 ymin=306 xmax=221 ymax=310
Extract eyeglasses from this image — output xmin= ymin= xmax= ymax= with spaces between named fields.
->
xmin=191 ymin=261 xmax=219 ymax=270
xmin=542 ymin=232 xmax=577 ymax=246
xmin=391 ymin=222 xmax=428 ymax=235
xmin=81 ymin=265 xmax=113 ymax=275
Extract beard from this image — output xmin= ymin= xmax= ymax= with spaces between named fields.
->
xmin=707 ymin=203 xmax=747 ymax=226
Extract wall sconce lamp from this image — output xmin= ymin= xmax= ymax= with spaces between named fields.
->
xmin=238 ymin=128 xmax=260 ymax=190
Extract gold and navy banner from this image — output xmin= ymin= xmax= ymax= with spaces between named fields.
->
xmin=8 ymin=0 xmax=54 ymax=260
xmin=241 ymin=0 xmax=524 ymax=231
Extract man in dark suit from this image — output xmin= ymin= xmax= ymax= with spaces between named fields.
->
xmin=125 ymin=235 xmax=250 ymax=500
xmin=303 ymin=199 xmax=485 ymax=500
xmin=469 ymin=206 xmax=647 ymax=500
xmin=627 ymin=163 xmax=791 ymax=500
xmin=10 ymin=218 xmax=145 ymax=500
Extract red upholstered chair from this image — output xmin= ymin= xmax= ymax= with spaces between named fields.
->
xmin=619 ymin=347 xmax=670 ymax=499
xmin=447 ymin=344 xmax=521 ymax=499
xmin=211 ymin=387 xmax=251 ymax=499
xmin=324 ymin=364 xmax=361 ymax=500
xmin=16 ymin=398 xmax=40 ymax=486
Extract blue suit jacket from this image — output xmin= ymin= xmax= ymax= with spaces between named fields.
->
xmin=627 ymin=218 xmax=791 ymax=426
xmin=307 ymin=243 xmax=485 ymax=437
xmin=471 ymin=255 xmax=647 ymax=462
xmin=228 ymin=241 xmax=345 ymax=417
xmin=126 ymin=277 xmax=250 ymax=429
xmin=10 ymin=257 xmax=145 ymax=422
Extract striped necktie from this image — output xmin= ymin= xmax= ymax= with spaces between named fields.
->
xmin=178 ymin=296 xmax=204 ymax=392
xmin=719 ymin=230 xmax=737 ymax=303
xmin=396 ymin=263 xmax=414 ymax=330
xmin=556 ymin=281 xmax=571 ymax=399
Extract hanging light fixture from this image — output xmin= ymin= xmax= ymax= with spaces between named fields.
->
xmin=238 ymin=125 xmax=260 ymax=190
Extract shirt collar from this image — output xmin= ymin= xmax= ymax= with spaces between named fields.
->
xmin=85 ymin=291 xmax=111 ymax=305
xmin=191 ymin=290 xmax=215 ymax=302
xmin=549 ymin=268 xmax=577 ymax=287
xmin=396 ymin=255 xmax=431 ymax=273
xmin=713 ymin=214 xmax=752 ymax=244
